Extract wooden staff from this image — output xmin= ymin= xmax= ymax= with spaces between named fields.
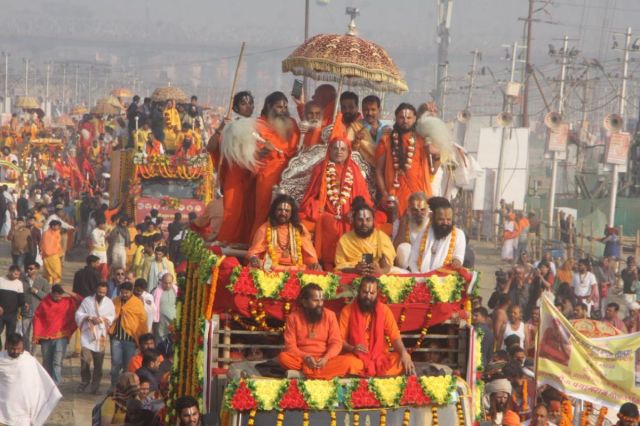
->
xmin=225 ymin=42 xmax=246 ymax=120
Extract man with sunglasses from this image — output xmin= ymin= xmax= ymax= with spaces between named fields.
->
xmin=21 ymin=261 xmax=49 ymax=352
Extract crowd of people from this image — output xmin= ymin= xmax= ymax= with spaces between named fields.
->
xmin=0 ymin=82 xmax=637 ymax=426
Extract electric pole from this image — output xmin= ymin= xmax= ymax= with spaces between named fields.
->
xmin=465 ymin=49 xmax=480 ymax=111
xmin=547 ymin=35 xmax=570 ymax=240
xmin=435 ymin=0 xmax=453 ymax=112
xmin=441 ymin=62 xmax=449 ymax=119
xmin=522 ymin=0 xmax=534 ymax=127
xmin=608 ymin=26 xmax=632 ymax=227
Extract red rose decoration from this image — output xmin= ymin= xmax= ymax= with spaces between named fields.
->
xmin=406 ymin=282 xmax=430 ymax=304
xmin=231 ymin=268 xmax=258 ymax=296
xmin=348 ymin=379 xmax=380 ymax=408
xmin=279 ymin=276 xmax=301 ymax=301
xmin=400 ymin=376 xmax=431 ymax=406
xmin=230 ymin=381 xmax=258 ymax=411
xmin=279 ymin=379 xmax=309 ymax=410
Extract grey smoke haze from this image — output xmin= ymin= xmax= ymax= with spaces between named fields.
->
xmin=2 ymin=0 xmax=640 ymax=115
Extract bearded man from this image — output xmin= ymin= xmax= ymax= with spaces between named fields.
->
xmin=484 ymin=378 xmax=521 ymax=425
xmin=300 ymin=139 xmax=373 ymax=270
xmin=294 ymin=84 xmax=336 ymax=130
xmin=339 ymin=276 xmax=415 ymax=377
xmin=396 ymin=196 xmax=465 ymax=272
xmin=251 ymin=92 xmax=300 ymax=237
xmin=210 ymin=91 xmax=257 ymax=245
xmin=615 ymin=403 xmax=639 ymax=426
xmin=375 ymin=103 xmax=433 ymax=215
xmin=247 ymin=194 xmax=320 ymax=271
xmin=278 ymin=284 xmax=360 ymax=379
xmin=334 ymin=199 xmax=396 ymax=274
xmin=300 ymin=101 xmax=324 ymax=147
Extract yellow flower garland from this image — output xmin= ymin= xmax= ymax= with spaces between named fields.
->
xmin=428 ymin=275 xmax=462 ymax=303
xmin=371 ymin=377 xmax=405 ymax=407
xmin=301 ymin=380 xmax=337 ymax=410
xmin=431 ymin=406 xmax=440 ymax=426
xmin=253 ymin=270 xmax=287 ymax=298
xmin=253 ymin=379 xmax=286 ymax=411
xmin=420 ymin=376 xmax=454 ymax=405
xmin=378 ymin=275 xmax=415 ymax=304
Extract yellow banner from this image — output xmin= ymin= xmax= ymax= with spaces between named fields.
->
xmin=537 ymin=297 xmax=640 ymax=407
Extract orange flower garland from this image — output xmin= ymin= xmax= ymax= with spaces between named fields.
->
xmin=457 ymin=400 xmax=465 ymax=426
xmin=275 ymin=410 xmax=284 ymax=426
xmin=379 ymin=409 xmax=387 ymax=426
xmin=391 ymin=132 xmax=416 ymax=188
xmin=247 ymin=409 xmax=256 ymax=426
xmin=444 ymin=227 xmax=458 ymax=266
xmin=302 ymin=410 xmax=309 ymax=426
xmin=353 ymin=412 xmax=360 ymax=426
xmin=431 ymin=406 xmax=439 ymax=426
xmin=266 ymin=223 xmax=303 ymax=267
xmin=414 ymin=305 xmax=433 ymax=350
xmin=325 ymin=161 xmax=354 ymax=216
xmin=405 ymin=221 xmax=430 ymax=265
xmin=330 ymin=410 xmax=336 ymax=426
xmin=581 ymin=402 xmax=593 ymax=426
xmin=558 ymin=399 xmax=574 ymax=426
xmin=596 ymin=407 xmax=608 ymax=426
xmin=204 ymin=256 xmax=225 ymax=320
xmin=403 ymin=408 xmax=412 ymax=426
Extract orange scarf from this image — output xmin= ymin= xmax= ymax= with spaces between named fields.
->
xmin=109 ymin=296 xmax=148 ymax=342
xmin=32 ymin=295 xmax=78 ymax=340
xmin=347 ymin=302 xmax=390 ymax=376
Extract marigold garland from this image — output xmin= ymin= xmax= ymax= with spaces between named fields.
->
xmin=353 ymin=412 xmax=360 ymax=426
xmin=403 ymin=408 xmax=411 ymax=426
xmin=405 ymin=221 xmax=429 ymax=264
xmin=420 ymin=375 xmax=456 ymax=405
xmin=391 ymin=131 xmax=416 ymax=188
xmin=325 ymin=161 xmax=354 ymax=216
xmin=456 ymin=400 xmax=465 ymax=426
xmin=275 ymin=410 xmax=284 ymax=426
xmin=266 ymin=223 xmax=303 ymax=267
xmin=558 ymin=399 xmax=574 ymax=426
xmin=596 ymin=407 xmax=608 ymax=426
xmin=379 ymin=409 xmax=387 ymax=426
xmin=378 ymin=275 xmax=416 ymax=304
xmin=413 ymin=304 xmax=433 ymax=350
xmin=247 ymin=409 xmax=256 ymax=426
xmin=581 ymin=402 xmax=593 ymax=426
xmin=302 ymin=410 xmax=309 ymax=426
xmin=427 ymin=274 xmax=464 ymax=303
xmin=204 ymin=255 xmax=225 ymax=320
xmin=330 ymin=410 xmax=337 ymax=426
xmin=431 ymin=406 xmax=439 ymax=426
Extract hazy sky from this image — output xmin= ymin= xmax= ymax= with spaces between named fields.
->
xmin=3 ymin=0 xmax=640 ymax=115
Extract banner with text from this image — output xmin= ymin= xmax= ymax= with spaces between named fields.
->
xmin=537 ymin=297 xmax=640 ymax=407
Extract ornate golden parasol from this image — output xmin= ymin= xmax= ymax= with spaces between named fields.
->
xmin=15 ymin=96 xmax=41 ymax=109
xmin=91 ymin=101 xmax=121 ymax=116
xmin=151 ymin=86 xmax=188 ymax=103
xmin=111 ymin=87 xmax=133 ymax=98
xmin=70 ymin=105 xmax=88 ymax=116
xmin=55 ymin=115 xmax=75 ymax=127
xmin=282 ymin=15 xmax=408 ymax=93
xmin=570 ymin=319 xmax=623 ymax=337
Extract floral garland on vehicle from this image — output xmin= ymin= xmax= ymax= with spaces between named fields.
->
xmin=426 ymin=274 xmax=464 ymax=303
xmin=298 ymin=272 xmax=340 ymax=300
xmin=325 ymin=161 xmax=354 ymax=216
xmin=377 ymin=275 xmax=417 ymax=304
xmin=225 ymin=376 xmax=458 ymax=412
xmin=133 ymin=153 xmax=208 ymax=180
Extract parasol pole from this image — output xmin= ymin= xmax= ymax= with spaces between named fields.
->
xmin=225 ymin=42 xmax=246 ymax=120
xmin=332 ymin=76 xmax=344 ymax=123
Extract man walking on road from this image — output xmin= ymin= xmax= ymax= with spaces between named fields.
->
xmin=32 ymin=285 xmax=80 ymax=384
xmin=0 ymin=264 xmax=25 ymax=350
xmin=21 ymin=261 xmax=50 ymax=352
xmin=109 ymin=282 xmax=148 ymax=386
xmin=73 ymin=255 xmax=101 ymax=299
xmin=75 ymin=281 xmax=115 ymax=394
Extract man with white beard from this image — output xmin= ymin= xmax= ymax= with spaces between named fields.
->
xmin=396 ymin=196 xmax=466 ymax=272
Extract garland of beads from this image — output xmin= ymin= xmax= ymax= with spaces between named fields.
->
xmin=391 ymin=132 xmax=416 ymax=188
xmin=302 ymin=410 xmax=309 ymax=426
xmin=403 ymin=409 xmax=412 ymax=426
xmin=353 ymin=412 xmax=360 ymax=426
xmin=431 ymin=406 xmax=440 ymax=426
xmin=330 ymin=410 xmax=337 ymax=426
xmin=247 ymin=409 xmax=256 ymax=426
xmin=456 ymin=400 xmax=465 ymax=426
xmin=413 ymin=305 xmax=433 ymax=351
xmin=325 ymin=161 xmax=354 ymax=215
xmin=266 ymin=223 xmax=303 ymax=267
xmin=380 ymin=409 xmax=387 ymax=426
xmin=275 ymin=410 xmax=284 ymax=426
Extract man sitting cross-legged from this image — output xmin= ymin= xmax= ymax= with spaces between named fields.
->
xmin=278 ymin=284 xmax=360 ymax=378
xmin=339 ymin=276 xmax=415 ymax=377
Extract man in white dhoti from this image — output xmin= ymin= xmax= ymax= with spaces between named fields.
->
xmin=0 ymin=333 xmax=62 ymax=426
xmin=396 ymin=196 xmax=466 ymax=272
xmin=572 ymin=258 xmax=599 ymax=317
xmin=75 ymin=281 xmax=115 ymax=394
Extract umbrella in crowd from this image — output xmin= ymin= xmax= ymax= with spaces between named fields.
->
xmin=151 ymin=86 xmax=188 ymax=103
xmin=70 ymin=105 xmax=88 ymax=116
xmin=91 ymin=101 xmax=121 ymax=116
xmin=15 ymin=96 xmax=41 ymax=109
xmin=111 ymin=87 xmax=133 ymax=98
xmin=282 ymin=17 xmax=408 ymax=93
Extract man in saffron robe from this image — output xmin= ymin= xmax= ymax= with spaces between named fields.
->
xmin=247 ymin=194 xmax=320 ymax=271
xmin=144 ymin=133 xmax=165 ymax=157
xmin=395 ymin=196 xmax=465 ymax=273
xmin=251 ymin=92 xmax=300 ymax=237
xmin=40 ymin=220 xmax=63 ymax=284
xmin=299 ymin=101 xmax=324 ymax=147
xmin=339 ymin=276 xmax=415 ymax=377
xmin=163 ymin=99 xmax=182 ymax=152
xmin=300 ymin=139 xmax=372 ymax=270
xmin=278 ymin=284 xmax=361 ymax=379
xmin=335 ymin=200 xmax=396 ymax=274
xmin=209 ymin=91 xmax=256 ymax=245
xmin=294 ymin=84 xmax=336 ymax=130
xmin=375 ymin=103 xmax=433 ymax=215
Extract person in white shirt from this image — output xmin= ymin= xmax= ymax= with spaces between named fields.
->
xmin=571 ymin=258 xmax=598 ymax=317
xmin=43 ymin=206 xmax=75 ymax=232
xmin=133 ymin=279 xmax=155 ymax=334
xmin=74 ymin=282 xmax=115 ymax=394
xmin=396 ymin=195 xmax=466 ymax=272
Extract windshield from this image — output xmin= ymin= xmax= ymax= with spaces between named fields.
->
xmin=141 ymin=178 xmax=200 ymax=199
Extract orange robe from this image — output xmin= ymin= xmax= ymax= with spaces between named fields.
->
xmin=251 ymin=117 xmax=299 ymax=237
xmin=40 ymin=229 xmax=63 ymax=284
xmin=338 ymin=302 xmax=403 ymax=377
xmin=246 ymin=222 xmax=317 ymax=270
xmin=278 ymin=308 xmax=360 ymax=379
xmin=375 ymin=131 xmax=432 ymax=215
xmin=300 ymin=160 xmax=372 ymax=270
xmin=216 ymin=158 xmax=255 ymax=245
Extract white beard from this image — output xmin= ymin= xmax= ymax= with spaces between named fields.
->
xmin=220 ymin=117 xmax=260 ymax=171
